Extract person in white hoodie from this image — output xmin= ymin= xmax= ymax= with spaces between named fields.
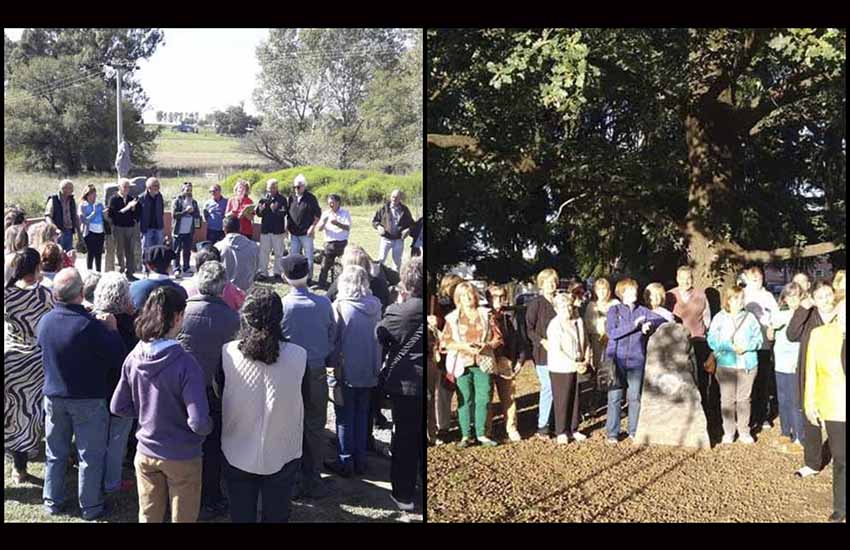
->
xmin=547 ymin=285 xmax=591 ymax=445
xmin=214 ymin=215 xmax=260 ymax=292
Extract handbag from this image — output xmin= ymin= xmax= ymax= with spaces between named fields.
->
xmin=75 ymin=232 xmax=88 ymax=254
xmin=597 ymin=307 xmax=623 ymax=391
xmin=475 ymin=347 xmax=497 ymax=374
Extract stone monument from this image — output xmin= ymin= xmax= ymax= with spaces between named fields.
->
xmin=634 ymin=322 xmax=710 ymax=449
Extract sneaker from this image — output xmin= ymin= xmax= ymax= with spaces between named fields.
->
xmin=556 ymin=434 xmax=569 ymax=445
xmin=721 ymin=434 xmax=735 ymax=445
xmin=82 ymin=502 xmax=110 ymax=521
xmin=534 ymin=432 xmax=551 ymax=441
xmin=434 ymin=438 xmax=447 ymax=446
xmin=795 ymin=466 xmax=820 ymax=478
xmin=762 ymin=421 xmax=773 ymax=429
xmin=792 ymin=439 xmax=803 ymax=447
xmin=606 ymin=438 xmax=619 ymax=445
xmin=477 ymin=436 xmax=498 ymax=447
xmin=571 ymin=432 xmax=587 ymax=442
xmin=828 ymin=512 xmax=846 ymax=523
xmin=390 ymin=494 xmax=415 ymax=512
xmin=507 ymin=430 xmax=522 ymax=442
xmin=738 ymin=434 xmax=755 ymax=444
xmin=457 ymin=438 xmax=472 ymax=449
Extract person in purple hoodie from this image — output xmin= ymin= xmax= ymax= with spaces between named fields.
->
xmin=604 ymin=278 xmax=666 ymax=445
xmin=110 ymin=286 xmax=212 ymax=523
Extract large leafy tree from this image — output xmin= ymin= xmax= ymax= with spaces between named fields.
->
xmin=4 ymin=28 xmax=163 ymax=174
xmin=250 ymin=28 xmax=408 ymax=170
xmin=428 ymin=28 xmax=845 ymax=288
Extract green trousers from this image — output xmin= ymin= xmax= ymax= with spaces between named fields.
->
xmin=456 ymin=366 xmax=492 ymax=439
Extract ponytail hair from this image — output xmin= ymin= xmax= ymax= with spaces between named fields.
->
xmin=237 ymin=286 xmax=285 ymax=364
xmin=6 ymin=248 xmax=41 ymax=289
xmin=134 ymin=286 xmax=187 ymax=342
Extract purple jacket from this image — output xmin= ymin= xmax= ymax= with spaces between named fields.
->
xmin=110 ymin=339 xmax=212 ymax=460
xmin=605 ymin=303 xmax=666 ymax=371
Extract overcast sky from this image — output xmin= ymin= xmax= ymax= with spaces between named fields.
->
xmin=5 ymin=28 xmax=268 ymax=122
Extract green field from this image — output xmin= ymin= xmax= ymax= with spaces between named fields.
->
xmin=152 ymin=127 xmax=270 ymax=170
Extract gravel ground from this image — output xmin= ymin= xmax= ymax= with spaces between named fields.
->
xmin=427 ymin=367 xmax=836 ymax=523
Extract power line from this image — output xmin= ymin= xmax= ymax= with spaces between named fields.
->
xmin=5 ymin=65 xmax=104 ymax=103
xmin=5 ymin=70 xmax=105 ymax=107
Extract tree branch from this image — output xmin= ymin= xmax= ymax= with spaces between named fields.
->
xmin=743 ymin=70 xmax=835 ymax=135
xmin=427 ymin=133 xmax=538 ymax=173
xmin=720 ymin=240 xmax=844 ymax=264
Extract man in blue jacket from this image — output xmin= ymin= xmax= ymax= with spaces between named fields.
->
xmin=37 ymin=268 xmax=126 ymax=521
xmin=280 ymin=254 xmax=336 ymax=499
xmin=139 ymin=178 xmax=165 ymax=271
xmin=130 ymin=245 xmax=188 ymax=311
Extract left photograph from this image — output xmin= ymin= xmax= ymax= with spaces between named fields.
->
xmin=4 ymin=27 xmax=424 ymax=523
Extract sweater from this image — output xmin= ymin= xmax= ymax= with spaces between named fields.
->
xmin=110 ymin=339 xmax=212 ymax=460
xmin=281 ymin=286 xmax=336 ymax=369
xmin=332 ymin=296 xmax=383 ymax=388
xmin=78 ymin=202 xmax=105 ymax=236
xmin=214 ymin=233 xmax=260 ymax=292
xmin=665 ymin=287 xmax=710 ymax=339
xmin=221 ymin=340 xmax=306 ymax=475
xmin=177 ymin=295 xmax=240 ymax=389
xmin=181 ymin=277 xmax=246 ymax=312
xmin=171 ymin=195 xmax=201 ymax=236
xmin=225 ymin=196 xmax=255 ymax=237
xmin=706 ymin=310 xmax=763 ymax=371
xmin=203 ymin=196 xmax=229 ymax=231
xmin=108 ymin=194 xmax=138 ymax=227
xmin=130 ymin=275 xmax=188 ymax=312
xmin=771 ymin=308 xmax=800 ymax=374
xmin=256 ymin=192 xmax=288 ymax=234
xmin=804 ymin=323 xmax=845 ymax=422
xmin=546 ymin=314 xmax=588 ymax=374
xmin=525 ymin=295 xmax=557 ymax=365
xmin=605 ymin=303 xmax=666 ymax=371
xmin=286 ymin=191 xmax=321 ymax=236
xmin=786 ymin=306 xmax=830 ymax=399
xmin=37 ymin=303 xmax=126 ymax=399
xmin=377 ymin=297 xmax=423 ymax=397
xmin=443 ymin=306 xmax=500 ymax=378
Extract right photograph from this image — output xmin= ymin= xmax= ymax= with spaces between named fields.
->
xmin=426 ymin=28 xmax=846 ymax=523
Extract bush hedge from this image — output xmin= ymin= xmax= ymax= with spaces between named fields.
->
xmin=221 ymin=166 xmax=422 ymax=205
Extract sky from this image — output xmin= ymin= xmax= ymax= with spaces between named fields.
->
xmin=5 ymin=28 xmax=268 ymax=122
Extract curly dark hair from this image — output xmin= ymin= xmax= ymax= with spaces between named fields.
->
xmin=135 ymin=286 xmax=187 ymax=342
xmin=237 ymin=286 xmax=285 ymax=364
xmin=195 ymin=246 xmax=221 ymax=271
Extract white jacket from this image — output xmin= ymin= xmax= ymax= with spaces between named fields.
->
xmin=546 ymin=314 xmax=588 ymax=374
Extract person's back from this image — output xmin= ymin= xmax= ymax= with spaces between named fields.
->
xmin=130 ymin=277 xmax=186 ymax=311
xmin=281 ymin=287 xmax=335 ymax=369
xmin=178 ymin=295 xmax=240 ymax=387
xmin=334 ymin=295 xmax=383 ymax=387
xmin=215 ymin=232 xmax=259 ymax=292
xmin=221 ymin=340 xmax=306 ymax=474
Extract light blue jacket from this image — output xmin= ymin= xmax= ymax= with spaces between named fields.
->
xmin=707 ymin=310 xmax=763 ymax=371
xmin=771 ymin=308 xmax=800 ymax=374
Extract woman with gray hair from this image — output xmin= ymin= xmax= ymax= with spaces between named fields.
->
xmin=326 ymin=244 xmax=390 ymax=308
xmin=324 ymin=264 xmax=383 ymax=478
xmin=93 ymin=272 xmax=138 ymax=494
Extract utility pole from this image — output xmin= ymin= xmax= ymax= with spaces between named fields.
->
xmin=116 ymin=66 xmax=122 ymax=185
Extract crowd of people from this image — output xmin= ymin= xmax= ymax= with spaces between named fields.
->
xmin=427 ymin=265 xmax=846 ymax=523
xmin=4 ymin=175 xmax=424 ymax=523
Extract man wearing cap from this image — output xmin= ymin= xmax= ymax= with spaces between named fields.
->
xmin=138 ymin=178 xmax=165 ymax=272
xmin=203 ymin=184 xmax=229 ymax=245
xmin=129 ymin=245 xmax=188 ymax=311
xmin=315 ymin=193 xmax=351 ymax=290
xmin=279 ymin=254 xmax=336 ymax=499
xmin=372 ymin=189 xmax=414 ymax=271
xmin=286 ymin=174 xmax=322 ymax=285
xmin=255 ymin=179 xmax=288 ymax=282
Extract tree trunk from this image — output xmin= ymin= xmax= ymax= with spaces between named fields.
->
xmin=684 ymin=100 xmax=740 ymax=290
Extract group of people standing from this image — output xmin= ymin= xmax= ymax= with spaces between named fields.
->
xmin=428 ymin=265 xmax=845 ymax=523
xmin=4 ymin=176 xmax=425 ymax=523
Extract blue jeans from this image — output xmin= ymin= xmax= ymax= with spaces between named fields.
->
xmin=224 ymin=457 xmax=300 ymax=523
xmin=290 ymin=235 xmax=314 ymax=279
xmin=104 ymin=415 xmax=134 ymax=493
xmin=606 ymin=368 xmax=645 ymax=439
xmin=776 ymin=372 xmax=805 ymax=442
xmin=59 ymin=229 xmax=74 ymax=252
xmin=536 ymin=364 xmax=553 ymax=433
xmin=335 ymin=386 xmax=371 ymax=468
xmin=142 ymin=228 xmax=164 ymax=251
xmin=43 ymin=397 xmax=108 ymax=518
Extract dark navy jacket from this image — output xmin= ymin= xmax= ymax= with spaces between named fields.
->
xmin=605 ymin=303 xmax=666 ymax=371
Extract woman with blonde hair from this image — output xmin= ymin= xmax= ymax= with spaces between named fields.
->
xmin=525 ymin=268 xmax=559 ymax=439
xmin=833 ymin=270 xmax=845 ymax=304
xmin=584 ymin=277 xmax=620 ymax=415
xmin=707 ymin=285 xmax=764 ymax=444
xmin=78 ymin=184 xmax=106 ymax=272
xmin=442 ymin=281 xmax=503 ymax=448
xmin=225 ymin=179 xmax=255 ymax=240
xmin=644 ymin=282 xmax=675 ymax=323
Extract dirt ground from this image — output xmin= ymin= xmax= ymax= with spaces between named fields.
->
xmin=427 ymin=366 xmax=836 ymax=523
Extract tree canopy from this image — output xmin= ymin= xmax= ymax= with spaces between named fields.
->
xmin=4 ymin=28 xmax=163 ymax=174
xmin=428 ymin=28 xmax=846 ymax=287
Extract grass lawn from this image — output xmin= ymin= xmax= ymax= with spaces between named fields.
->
xmin=152 ymin=127 xmax=269 ymax=170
